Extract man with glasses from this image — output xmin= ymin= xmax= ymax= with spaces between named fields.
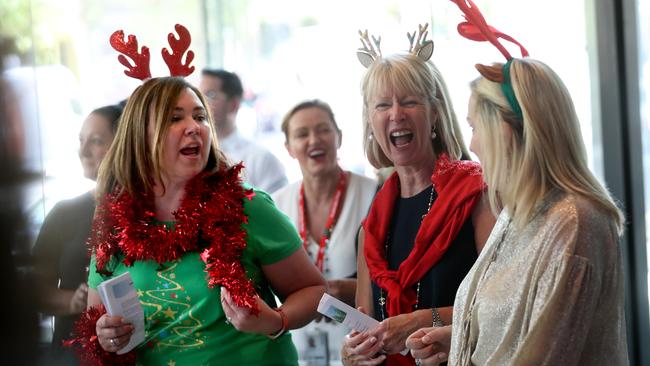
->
xmin=199 ymin=69 xmax=287 ymax=193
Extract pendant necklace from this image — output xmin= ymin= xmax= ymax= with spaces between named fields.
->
xmin=379 ymin=184 xmax=435 ymax=320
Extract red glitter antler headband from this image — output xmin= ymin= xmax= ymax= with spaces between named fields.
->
xmin=451 ymin=0 xmax=528 ymax=60
xmin=450 ymin=0 xmax=528 ymax=120
xmin=109 ymin=23 xmax=195 ymax=80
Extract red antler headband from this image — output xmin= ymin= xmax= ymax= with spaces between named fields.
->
xmin=109 ymin=23 xmax=195 ymax=80
xmin=452 ymin=0 xmax=528 ymax=59
xmin=450 ymin=0 xmax=528 ymax=120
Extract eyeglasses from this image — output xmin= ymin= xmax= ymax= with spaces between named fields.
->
xmin=203 ymin=90 xmax=226 ymax=101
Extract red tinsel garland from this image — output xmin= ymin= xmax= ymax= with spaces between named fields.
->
xmin=63 ymin=304 xmax=137 ymax=366
xmin=90 ymin=163 xmax=259 ymax=313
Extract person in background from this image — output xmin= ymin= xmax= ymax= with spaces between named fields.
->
xmin=32 ymin=104 xmax=122 ymax=365
xmin=199 ymin=68 xmax=288 ymax=193
xmin=72 ymin=77 xmax=325 ymax=365
xmin=273 ymin=99 xmax=377 ymax=365
xmin=406 ymin=2 xmax=628 ymax=365
xmin=0 ymin=52 xmax=39 ymax=365
xmin=341 ymin=35 xmax=495 ymax=365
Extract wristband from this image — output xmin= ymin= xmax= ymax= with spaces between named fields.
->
xmin=267 ymin=307 xmax=288 ymax=340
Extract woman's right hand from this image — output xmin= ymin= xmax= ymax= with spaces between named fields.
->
xmin=405 ymin=325 xmax=452 ymax=366
xmin=95 ymin=314 xmax=134 ymax=352
xmin=341 ymin=331 xmax=386 ymax=366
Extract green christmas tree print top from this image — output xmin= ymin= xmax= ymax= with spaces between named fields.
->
xmin=88 ymin=189 xmax=301 ymax=366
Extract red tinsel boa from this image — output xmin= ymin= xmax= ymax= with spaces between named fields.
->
xmin=90 ymin=163 xmax=259 ymax=313
xmin=363 ymin=155 xmax=484 ymax=366
xmin=63 ymin=304 xmax=137 ymax=366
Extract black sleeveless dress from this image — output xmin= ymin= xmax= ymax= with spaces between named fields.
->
xmin=371 ymin=185 xmax=478 ymax=321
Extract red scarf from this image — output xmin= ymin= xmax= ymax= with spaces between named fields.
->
xmin=363 ymin=155 xmax=484 ymax=364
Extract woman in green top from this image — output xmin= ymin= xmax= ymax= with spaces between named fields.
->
xmin=82 ymin=77 xmax=326 ymax=365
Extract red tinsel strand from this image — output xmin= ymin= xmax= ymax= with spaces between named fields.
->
xmin=89 ymin=164 xmax=259 ymax=314
xmin=63 ymin=304 xmax=137 ymax=366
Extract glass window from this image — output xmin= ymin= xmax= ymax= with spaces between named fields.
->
xmin=2 ymin=0 xmax=601 ymax=222
xmin=1 ymin=0 xmax=207 ymax=243
xmin=637 ymin=0 xmax=650 ymax=314
xmin=204 ymin=0 xmax=598 ymax=184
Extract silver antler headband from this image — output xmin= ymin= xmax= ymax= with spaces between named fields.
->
xmin=356 ymin=23 xmax=435 ymax=68
xmin=408 ymin=23 xmax=434 ymax=61
xmin=357 ymin=29 xmax=382 ymax=68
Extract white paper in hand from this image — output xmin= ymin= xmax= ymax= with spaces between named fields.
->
xmin=317 ymin=293 xmax=409 ymax=355
xmin=97 ymin=271 xmax=145 ymax=354
xmin=317 ymin=293 xmax=379 ymax=332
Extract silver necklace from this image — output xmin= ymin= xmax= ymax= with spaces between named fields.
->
xmin=378 ymin=184 xmax=435 ymax=320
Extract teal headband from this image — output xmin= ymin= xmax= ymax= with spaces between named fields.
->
xmin=500 ymin=59 xmax=523 ymax=121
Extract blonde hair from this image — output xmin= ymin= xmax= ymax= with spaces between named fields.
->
xmin=470 ymin=58 xmax=624 ymax=232
xmin=96 ymin=77 xmax=227 ymax=197
xmin=360 ymin=53 xmax=469 ymax=168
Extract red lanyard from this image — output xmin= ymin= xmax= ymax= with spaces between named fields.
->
xmin=298 ymin=170 xmax=348 ymax=272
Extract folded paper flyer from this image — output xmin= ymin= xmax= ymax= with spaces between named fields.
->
xmin=97 ymin=271 xmax=145 ymax=354
xmin=317 ymin=293 xmax=408 ymax=355
xmin=317 ymin=293 xmax=380 ymax=332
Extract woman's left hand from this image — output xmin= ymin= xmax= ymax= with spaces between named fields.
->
xmin=370 ymin=311 xmax=422 ymax=354
xmin=220 ymin=287 xmax=282 ymax=335
xmin=406 ymin=326 xmax=451 ymax=366
xmin=341 ymin=330 xmax=386 ymax=366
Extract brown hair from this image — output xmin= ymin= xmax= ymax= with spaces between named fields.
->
xmin=281 ymin=99 xmax=341 ymax=141
xmin=96 ymin=77 xmax=227 ymax=197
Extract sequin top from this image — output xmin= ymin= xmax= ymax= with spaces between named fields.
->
xmin=449 ymin=191 xmax=628 ymax=365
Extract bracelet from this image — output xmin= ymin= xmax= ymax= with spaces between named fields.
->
xmin=267 ymin=307 xmax=288 ymax=340
xmin=432 ymin=308 xmax=444 ymax=327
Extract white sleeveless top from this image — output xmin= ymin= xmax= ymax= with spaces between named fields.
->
xmin=272 ymin=171 xmax=377 ymax=364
